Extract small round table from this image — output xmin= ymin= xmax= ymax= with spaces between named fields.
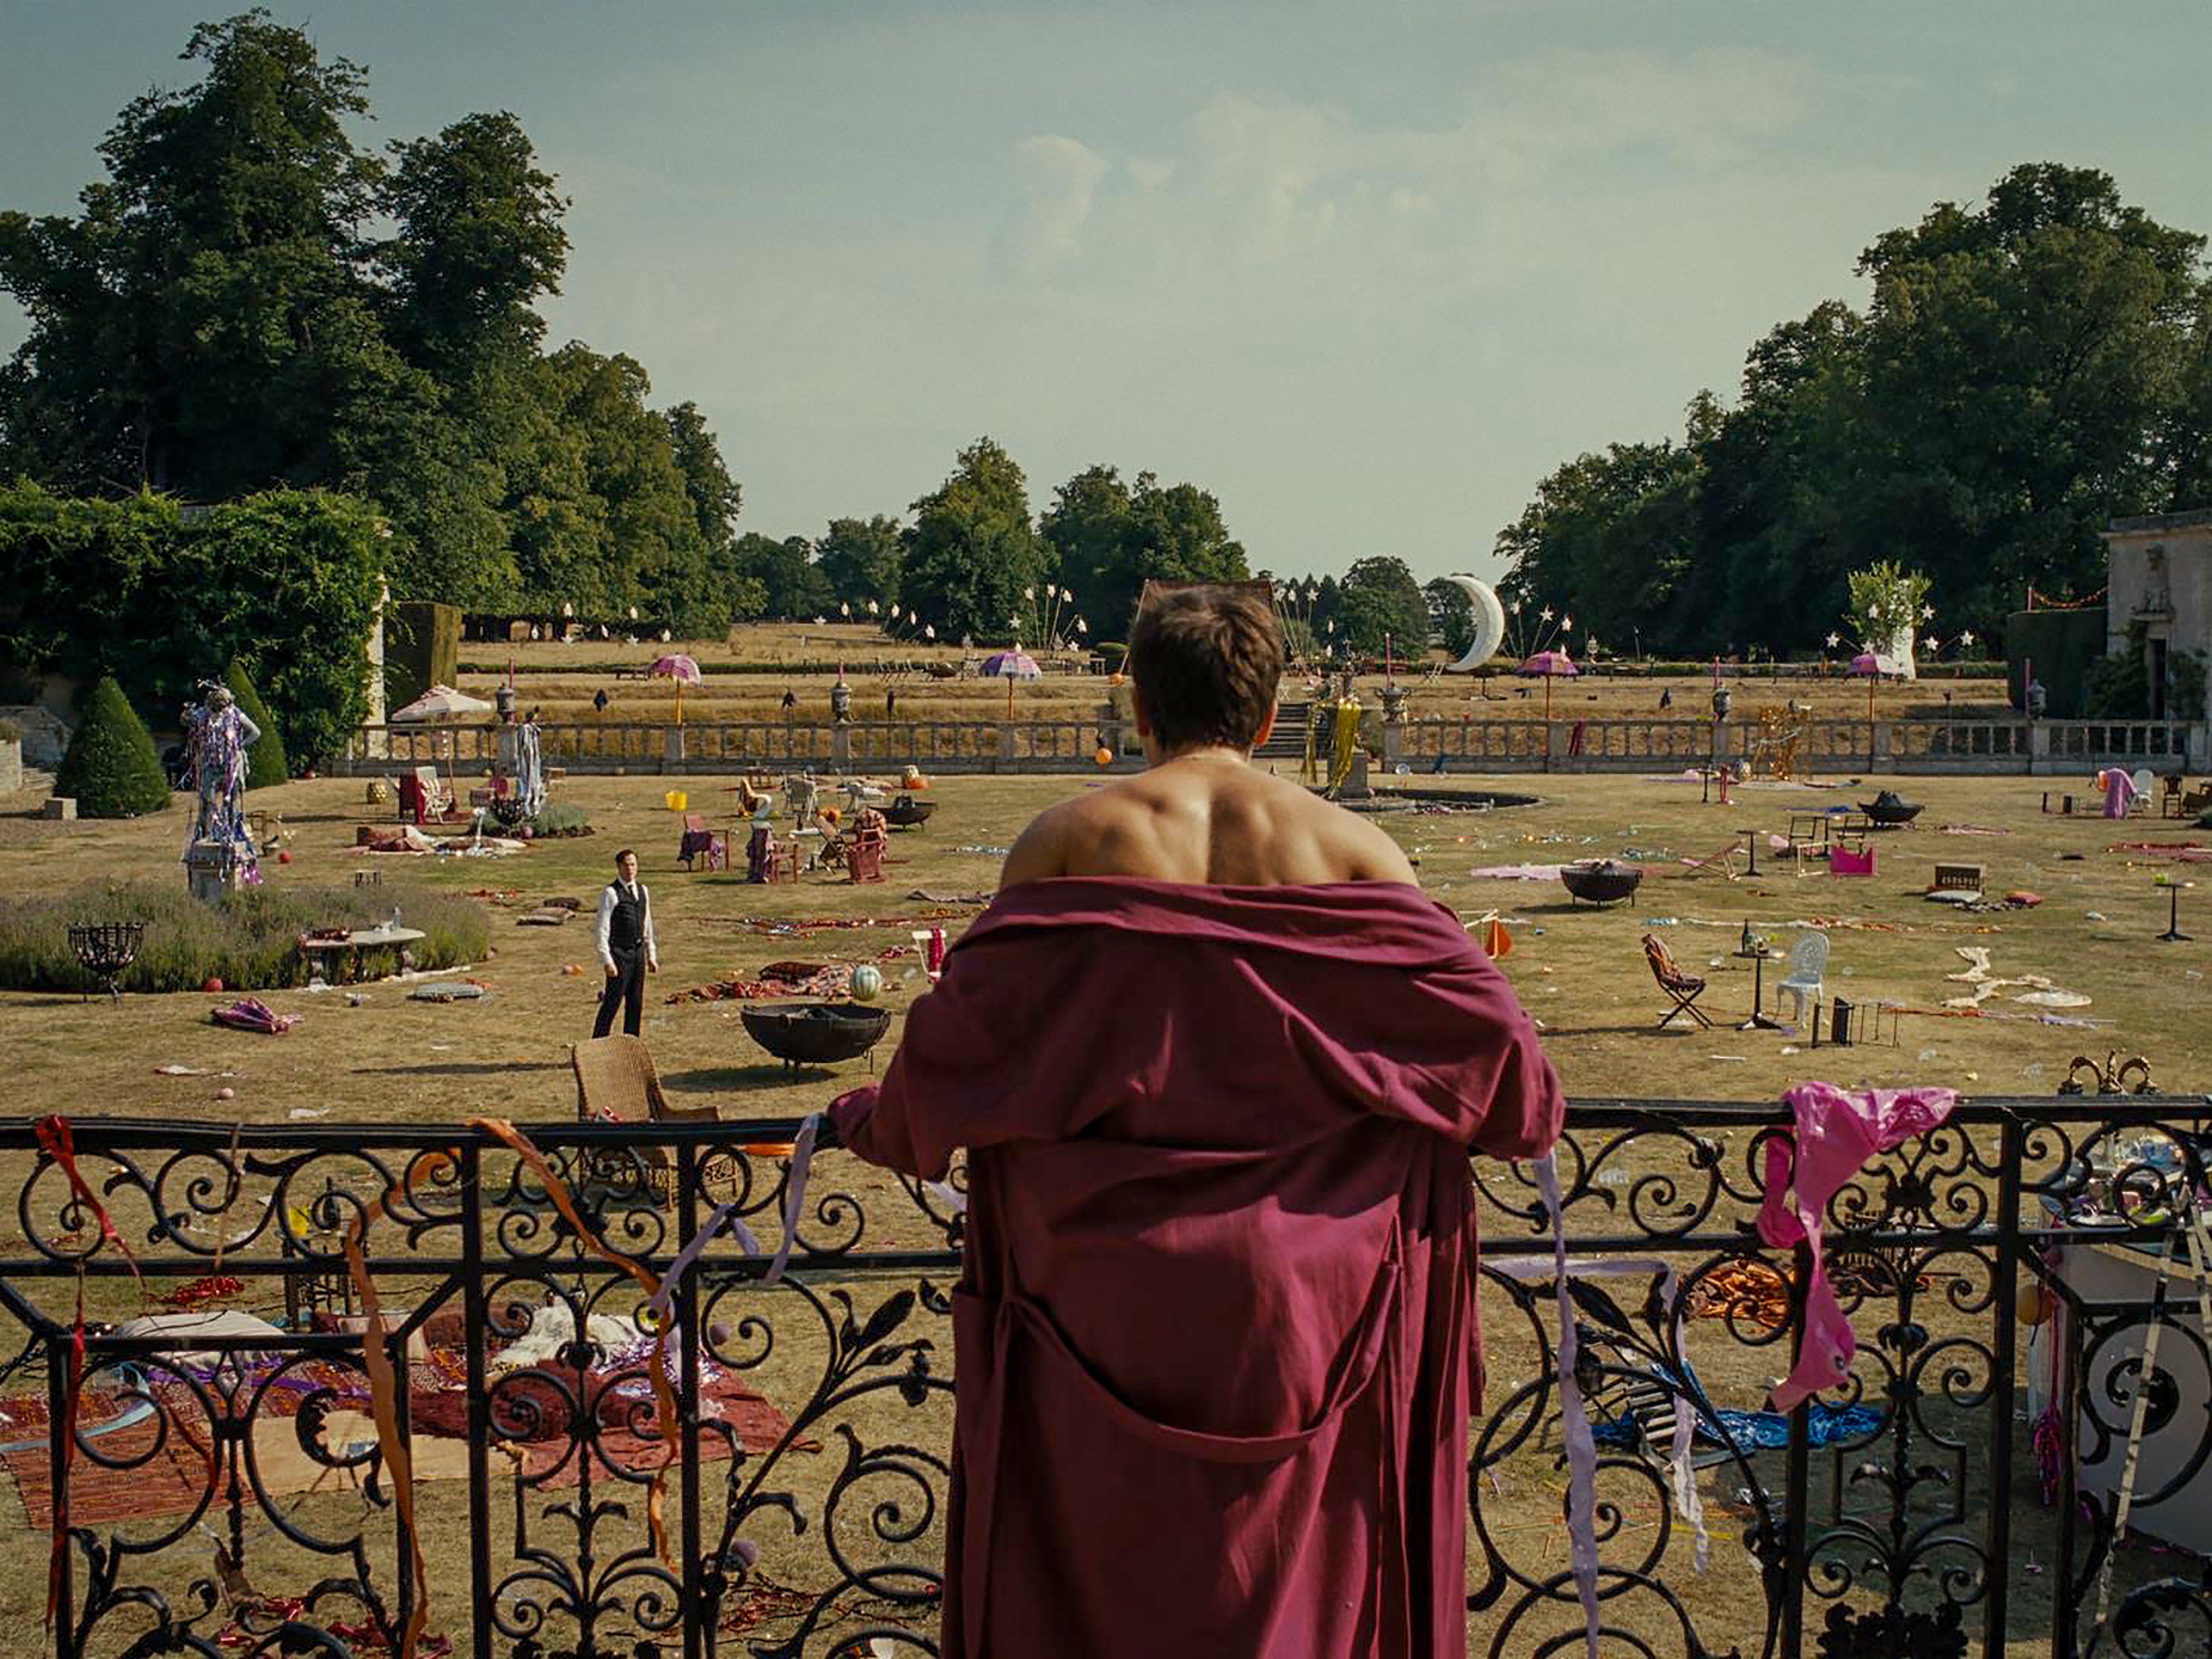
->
xmin=299 ymin=925 xmax=426 ymax=984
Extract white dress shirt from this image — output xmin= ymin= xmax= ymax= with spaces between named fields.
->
xmin=594 ymin=880 xmax=657 ymax=972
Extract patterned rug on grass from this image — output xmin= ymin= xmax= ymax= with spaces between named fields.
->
xmin=1 ymin=1367 xmax=799 ymax=1529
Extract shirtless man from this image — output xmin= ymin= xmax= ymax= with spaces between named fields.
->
xmin=831 ymin=581 xmax=1561 ymax=1658
xmin=999 ymin=584 xmax=1416 ymax=889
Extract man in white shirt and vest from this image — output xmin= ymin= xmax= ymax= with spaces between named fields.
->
xmin=593 ymin=848 xmax=659 ymax=1037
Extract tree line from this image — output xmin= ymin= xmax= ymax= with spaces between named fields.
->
xmin=1494 ymin=163 xmax=2212 ymax=659
xmin=0 ymin=12 xmax=742 ymax=634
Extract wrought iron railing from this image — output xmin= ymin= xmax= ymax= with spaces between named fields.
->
xmin=1 ymin=1099 xmax=2206 ymax=1657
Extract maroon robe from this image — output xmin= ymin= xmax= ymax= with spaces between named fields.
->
xmin=831 ymin=877 xmax=1564 ymax=1658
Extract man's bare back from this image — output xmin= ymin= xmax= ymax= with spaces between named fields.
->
xmin=999 ymin=750 xmax=1419 ymax=889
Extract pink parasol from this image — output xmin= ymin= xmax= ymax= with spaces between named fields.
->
xmin=651 ymin=653 xmax=703 ymax=724
xmin=981 ymin=648 xmax=1041 ymax=717
xmin=1516 ymin=650 xmax=1579 ymax=721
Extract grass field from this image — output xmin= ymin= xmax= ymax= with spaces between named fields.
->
xmin=0 ymin=754 xmax=2202 ymax=1654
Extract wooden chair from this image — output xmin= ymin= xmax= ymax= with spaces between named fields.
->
xmin=847 ymin=809 xmax=888 ymax=884
xmin=678 ymin=812 xmax=728 ymax=871
xmin=1643 ymin=934 xmax=1713 ymax=1030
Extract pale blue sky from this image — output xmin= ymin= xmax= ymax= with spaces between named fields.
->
xmin=5 ymin=1 xmax=2209 ymax=582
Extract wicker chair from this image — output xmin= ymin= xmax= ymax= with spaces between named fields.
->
xmin=570 ymin=1036 xmax=731 ymax=1200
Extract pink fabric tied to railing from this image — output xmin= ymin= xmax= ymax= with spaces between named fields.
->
xmin=1757 ymin=1082 xmax=1958 ymax=1411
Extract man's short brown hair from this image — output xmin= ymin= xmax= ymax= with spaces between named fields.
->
xmin=1127 ymin=584 xmax=1283 ymax=754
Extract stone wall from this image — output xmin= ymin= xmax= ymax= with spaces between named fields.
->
xmin=0 ymin=705 xmax=71 ymax=769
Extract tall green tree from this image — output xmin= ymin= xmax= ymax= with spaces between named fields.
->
xmin=0 ymin=12 xmax=746 ymax=629
xmin=901 ymin=437 xmax=1046 ymax=641
xmin=1852 ymin=163 xmax=2205 ymax=630
xmin=732 ymin=532 xmax=833 ymax=619
xmin=663 ymin=402 xmax=741 ymax=558
xmin=815 ymin=514 xmax=904 ymax=608
xmin=1334 ymin=556 xmax=1429 ymax=658
xmin=1496 ymin=438 xmax=1702 ymax=656
xmin=376 ymin=112 xmax=568 ymax=377
xmin=1040 ymin=464 xmax=1135 ymax=627
xmin=0 ymin=11 xmax=400 ymax=497
xmin=1041 ymin=464 xmax=1248 ymax=635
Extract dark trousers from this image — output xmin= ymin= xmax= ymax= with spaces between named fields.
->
xmin=593 ymin=948 xmax=645 ymax=1037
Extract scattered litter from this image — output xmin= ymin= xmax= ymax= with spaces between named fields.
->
xmin=153 ymin=1065 xmax=209 ymax=1077
xmin=1918 ymin=1049 xmax=1939 ymax=1062
xmin=288 ymin=1107 xmax=330 ymax=1120
xmin=1939 ymin=824 xmax=2010 ymax=836
xmin=1707 ymin=1054 xmax=1749 ymax=1063
xmin=410 ymin=983 xmax=486 ymax=1002
xmin=951 ymin=845 xmax=1011 ymax=857
xmin=516 ymin=910 xmax=569 ymax=926
xmin=2083 ymin=911 xmax=2107 ymax=921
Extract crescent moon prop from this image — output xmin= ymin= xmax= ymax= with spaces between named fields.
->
xmin=1442 ymin=575 xmax=1505 ymax=672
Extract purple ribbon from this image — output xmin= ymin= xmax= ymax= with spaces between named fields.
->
xmin=1537 ymin=1152 xmax=1603 ymax=1657
xmin=648 ymin=1115 xmax=822 ymax=1323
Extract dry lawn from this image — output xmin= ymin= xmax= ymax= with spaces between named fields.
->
xmin=0 ymin=756 xmax=2202 ymax=1656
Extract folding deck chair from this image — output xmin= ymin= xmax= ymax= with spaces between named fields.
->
xmin=1643 ymin=933 xmax=1714 ymax=1029
xmin=1678 ymin=842 xmax=1739 ymax=879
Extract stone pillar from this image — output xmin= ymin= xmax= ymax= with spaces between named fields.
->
xmin=1340 ymin=749 xmax=1372 ymax=800
xmin=185 ymin=840 xmax=243 ymax=905
xmin=1380 ymin=685 xmax=1407 ymax=774
xmin=831 ymin=724 xmax=852 ymax=775
xmin=662 ymin=725 xmax=685 ymax=772
xmin=2030 ymin=721 xmax=2052 ymax=775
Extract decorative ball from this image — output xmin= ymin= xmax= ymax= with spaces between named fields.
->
xmin=216 ymin=1087 xmax=235 ymax=1102
xmin=1095 ymin=747 xmax=1113 ymax=767
xmin=850 ymin=964 xmax=883 ymax=1002
xmin=203 ymin=977 xmax=224 ymax=994
xmin=1108 ymin=672 xmax=1125 ymax=686
xmin=277 ymin=850 xmax=292 ymax=864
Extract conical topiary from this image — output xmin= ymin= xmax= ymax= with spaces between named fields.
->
xmin=56 ymin=675 xmax=172 ymax=818
xmin=224 ymin=660 xmax=289 ymax=789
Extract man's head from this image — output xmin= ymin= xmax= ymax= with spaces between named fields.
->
xmin=1126 ymin=585 xmax=1283 ymax=755
xmin=614 ymin=849 xmax=638 ymax=883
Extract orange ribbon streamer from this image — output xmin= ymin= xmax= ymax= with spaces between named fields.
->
xmin=342 ymin=1119 xmax=687 ymax=1658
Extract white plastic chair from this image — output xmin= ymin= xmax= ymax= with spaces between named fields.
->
xmin=1775 ymin=931 xmax=1829 ymax=1028
xmin=2130 ymin=769 xmax=2154 ymax=814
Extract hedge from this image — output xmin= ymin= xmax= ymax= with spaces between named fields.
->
xmin=0 ymin=881 xmax=489 ymax=994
